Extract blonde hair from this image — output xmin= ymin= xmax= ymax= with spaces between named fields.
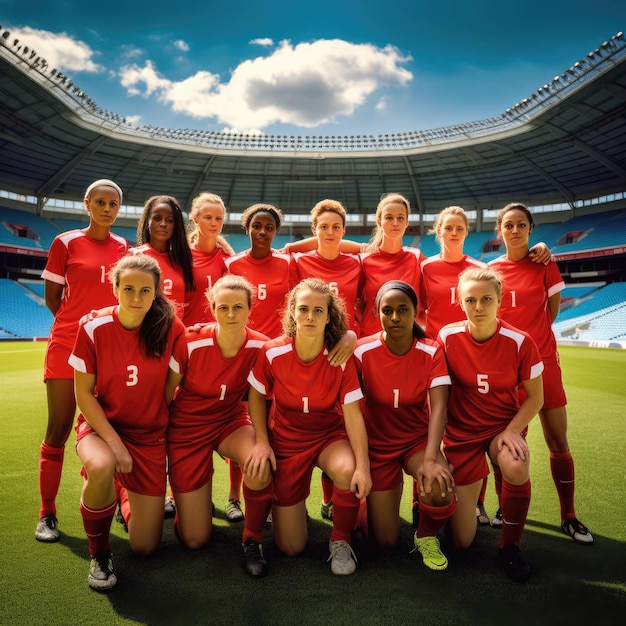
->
xmin=188 ymin=193 xmax=226 ymax=245
xmin=207 ymin=274 xmax=255 ymax=312
xmin=367 ymin=193 xmax=411 ymax=252
xmin=430 ymin=205 xmax=470 ymax=241
xmin=310 ymin=199 xmax=346 ymax=228
xmin=457 ymin=267 xmax=503 ymax=302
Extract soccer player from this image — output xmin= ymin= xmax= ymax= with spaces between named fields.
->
xmin=37 ymin=179 xmax=128 ymax=543
xmin=290 ymin=199 xmax=364 ymax=334
xmin=224 ymin=203 xmax=290 ymax=339
xmin=132 ymin=195 xmax=194 ymax=318
xmin=245 ymin=278 xmax=372 ymax=575
xmin=358 ymin=194 xmax=425 ymax=337
xmin=489 ymin=202 xmax=593 ymax=545
xmin=70 ymin=254 xmax=186 ymax=590
xmin=354 ymin=280 xmax=456 ymax=570
xmin=439 ymin=267 xmax=544 ymax=582
xmin=167 ymin=275 xmax=273 ymax=576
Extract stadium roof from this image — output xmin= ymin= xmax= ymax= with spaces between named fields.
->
xmin=1 ymin=29 xmax=625 ymax=219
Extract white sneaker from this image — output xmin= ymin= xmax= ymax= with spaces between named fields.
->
xmin=88 ymin=551 xmax=117 ymax=591
xmin=328 ymin=540 xmax=357 ymax=575
xmin=35 ymin=515 xmax=60 ymax=542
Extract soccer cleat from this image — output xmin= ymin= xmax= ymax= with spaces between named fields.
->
xmin=88 ymin=551 xmax=117 ymax=591
xmin=413 ymin=534 xmax=448 ymax=571
xmin=561 ymin=517 xmax=594 ymax=545
xmin=226 ymin=500 xmax=245 ymax=522
xmin=320 ymin=500 xmax=333 ymax=521
xmin=35 ymin=515 xmax=60 ymax=543
xmin=115 ymin=505 xmax=128 ymax=533
xmin=491 ymin=507 xmax=503 ymax=528
xmin=242 ymin=539 xmax=268 ymax=577
xmin=327 ymin=540 xmax=357 ymax=575
xmin=164 ymin=497 xmax=176 ymax=519
xmin=476 ymin=502 xmax=490 ymax=526
xmin=412 ymin=502 xmax=420 ymax=529
xmin=497 ymin=544 xmax=531 ymax=583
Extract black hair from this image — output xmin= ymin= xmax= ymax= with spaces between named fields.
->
xmin=375 ymin=280 xmax=427 ymax=339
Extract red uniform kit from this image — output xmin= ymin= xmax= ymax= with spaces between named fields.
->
xmin=354 ymin=333 xmax=451 ymax=490
xmin=359 ymin=247 xmax=425 ymax=337
xmin=183 ymin=247 xmax=229 ymax=325
xmin=131 ymin=244 xmax=186 ymax=318
xmin=225 ymin=250 xmax=291 ymax=338
xmin=167 ymin=324 xmax=268 ymax=492
xmin=249 ymin=336 xmax=362 ymax=505
xmin=290 ymin=251 xmax=363 ymax=332
xmin=69 ymin=307 xmax=186 ymax=495
xmin=489 ymin=255 xmax=566 ymax=408
xmin=42 ymin=230 xmax=128 ymax=379
xmin=420 ymin=255 xmax=486 ymax=338
xmin=438 ymin=320 xmax=543 ymax=486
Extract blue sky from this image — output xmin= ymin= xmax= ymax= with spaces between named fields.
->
xmin=2 ymin=1 xmax=624 ymax=135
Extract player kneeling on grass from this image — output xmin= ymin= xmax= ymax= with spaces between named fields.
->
xmin=70 ymin=255 xmax=185 ymax=591
xmin=354 ymin=280 xmax=456 ymax=570
xmin=245 ymin=278 xmax=372 ymax=575
xmin=438 ymin=268 xmax=544 ymax=583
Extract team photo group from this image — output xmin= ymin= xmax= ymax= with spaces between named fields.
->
xmin=35 ymin=178 xmax=593 ymax=592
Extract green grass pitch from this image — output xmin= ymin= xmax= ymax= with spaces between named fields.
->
xmin=0 ymin=342 xmax=624 ymax=625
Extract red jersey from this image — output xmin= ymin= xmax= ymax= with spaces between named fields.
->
xmin=248 ymin=335 xmax=363 ymax=456
xmin=360 ymin=247 xmax=425 ymax=336
xmin=420 ymin=254 xmax=486 ymax=338
xmin=290 ymin=250 xmax=363 ymax=332
xmin=224 ymin=250 xmax=291 ymax=338
xmin=69 ymin=306 xmax=186 ymax=445
xmin=438 ymin=320 xmax=543 ymax=442
xmin=42 ymin=230 xmax=128 ymax=347
xmin=488 ymin=255 xmax=564 ymax=358
xmin=168 ymin=324 xmax=268 ymax=439
xmin=354 ymin=332 xmax=451 ymax=453
xmin=183 ymin=246 xmax=229 ymax=324
xmin=131 ymin=244 xmax=186 ymax=318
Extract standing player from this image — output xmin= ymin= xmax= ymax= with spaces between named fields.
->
xmin=37 ymin=179 xmax=128 ymax=543
xmin=354 ymin=281 xmax=455 ymax=570
xmin=167 ymin=275 xmax=273 ymax=576
xmin=489 ymin=202 xmax=593 ymax=544
xmin=245 ymin=278 xmax=372 ymax=575
xmin=132 ymin=195 xmax=194 ymax=318
xmin=359 ymin=194 xmax=425 ymax=337
xmin=70 ymin=254 xmax=185 ymax=590
xmin=439 ymin=267 xmax=544 ymax=582
xmin=224 ymin=203 xmax=290 ymax=340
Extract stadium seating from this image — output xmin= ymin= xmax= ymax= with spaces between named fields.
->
xmin=0 ymin=278 xmax=53 ymax=337
xmin=0 ymin=206 xmax=60 ymax=250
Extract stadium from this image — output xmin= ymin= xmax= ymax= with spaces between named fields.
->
xmin=1 ymin=27 xmax=626 ymax=345
xmin=1 ymin=23 xmax=626 ymax=625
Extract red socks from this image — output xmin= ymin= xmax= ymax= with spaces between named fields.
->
xmin=80 ymin=500 xmax=117 ymax=556
xmin=242 ymin=482 xmax=273 ymax=544
xmin=39 ymin=442 xmax=64 ymax=518
xmin=417 ymin=496 xmax=458 ymax=538
xmin=330 ymin=487 xmax=360 ymax=543
xmin=229 ymin=461 xmax=243 ymax=501
xmin=550 ymin=451 xmax=576 ymax=520
xmin=499 ymin=480 xmax=531 ymax=548
xmin=321 ymin=473 xmax=334 ymax=506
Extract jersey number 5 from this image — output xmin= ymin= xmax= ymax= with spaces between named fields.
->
xmin=476 ymin=373 xmax=489 ymax=394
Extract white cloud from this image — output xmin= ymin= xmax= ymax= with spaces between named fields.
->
xmin=7 ymin=27 xmax=103 ymax=73
xmin=119 ymin=38 xmax=412 ymax=130
xmin=250 ymin=38 xmax=274 ymax=47
xmin=173 ymin=39 xmax=190 ymax=52
xmin=375 ymin=97 xmax=387 ymax=111
xmin=125 ymin=115 xmax=142 ymax=126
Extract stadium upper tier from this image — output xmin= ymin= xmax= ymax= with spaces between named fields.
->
xmin=1 ymin=29 xmax=625 ymax=215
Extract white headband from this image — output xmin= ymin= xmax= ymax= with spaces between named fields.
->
xmin=84 ymin=179 xmax=123 ymax=203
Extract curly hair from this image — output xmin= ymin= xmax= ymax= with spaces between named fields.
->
xmin=109 ymin=255 xmax=176 ymax=358
xmin=241 ymin=203 xmax=283 ymax=233
xmin=282 ymin=278 xmax=347 ymax=349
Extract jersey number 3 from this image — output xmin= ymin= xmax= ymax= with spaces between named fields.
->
xmin=126 ymin=365 xmax=139 ymax=387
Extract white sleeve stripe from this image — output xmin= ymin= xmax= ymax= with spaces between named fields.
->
xmin=68 ymin=353 xmax=86 ymax=373
xmin=548 ymin=281 xmax=565 ymax=298
xmin=343 ymin=388 xmax=364 ymax=404
xmin=247 ymin=370 xmax=266 ymax=395
xmin=431 ymin=375 xmax=452 ymax=388
xmin=499 ymin=326 xmax=525 ymax=350
xmin=85 ymin=315 xmax=113 ymax=342
xmin=266 ymin=343 xmax=292 ymax=364
xmin=246 ymin=339 xmax=266 ymax=349
xmin=168 ymin=355 xmax=181 ymax=374
xmin=187 ymin=337 xmax=213 ymax=357
xmin=354 ymin=339 xmax=381 ymax=361
xmin=530 ymin=362 xmax=545 ymax=379
xmin=41 ymin=269 xmax=65 ymax=285
xmin=415 ymin=341 xmax=437 ymax=357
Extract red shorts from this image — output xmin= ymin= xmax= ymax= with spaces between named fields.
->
xmin=273 ymin=432 xmax=348 ymax=507
xmin=444 ymin=426 xmax=528 ymax=486
xmin=75 ymin=416 xmax=167 ymax=497
xmin=44 ymin=335 xmax=74 ymax=381
xmin=167 ymin=415 xmax=251 ymax=493
xmin=369 ymin=437 xmax=427 ymax=491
